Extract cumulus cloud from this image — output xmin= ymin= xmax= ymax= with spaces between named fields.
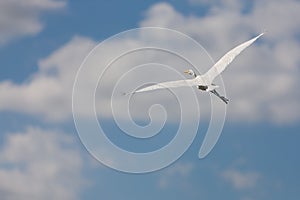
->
xmin=0 ymin=36 xmax=96 ymax=121
xmin=0 ymin=0 xmax=300 ymax=124
xmin=0 ymin=126 xmax=86 ymax=200
xmin=0 ymin=0 xmax=66 ymax=45
xmin=0 ymin=29 xmax=212 ymax=124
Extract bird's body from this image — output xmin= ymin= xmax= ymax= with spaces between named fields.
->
xmin=126 ymin=33 xmax=264 ymax=104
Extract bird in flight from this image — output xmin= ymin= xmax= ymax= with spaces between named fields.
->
xmin=125 ymin=33 xmax=264 ymax=104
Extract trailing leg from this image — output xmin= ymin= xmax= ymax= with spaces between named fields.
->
xmin=210 ymin=89 xmax=229 ymax=104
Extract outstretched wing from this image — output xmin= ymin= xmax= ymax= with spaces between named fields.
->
xmin=126 ymin=78 xmax=200 ymax=95
xmin=203 ymin=33 xmax=264 ymax=84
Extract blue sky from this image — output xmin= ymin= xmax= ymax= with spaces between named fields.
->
xmin=0 ymin=0 xmax=300 ymax=199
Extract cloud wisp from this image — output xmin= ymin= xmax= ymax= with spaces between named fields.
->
xmin=222 ymin=169 xmax=261 ymax=190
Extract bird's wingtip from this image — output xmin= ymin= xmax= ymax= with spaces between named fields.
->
xmin=258 ymin=32 xmax=265 ymax=37
xmin=253 ymin=32 xmax=265 ymax=41
xmin=122 ymin=91 xmax=135 ymax=96
xmin=260 ymin=29 xmax=268 ymax=36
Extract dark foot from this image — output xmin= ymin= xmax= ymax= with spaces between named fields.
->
xmin=220 ymin=96 xmax=229 ymax=104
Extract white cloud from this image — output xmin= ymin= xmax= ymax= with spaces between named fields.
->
xmin=0 ymin=0 xmax=300 ymax=124
xmin=0 ymin=126 xmax=86 ymax=200
xmin=0 ymin=30 xmax=211 ymax=123
xmin=222 ymin=169 xmax=261 ymax=190
xmin=0 ymin=36 xmax=96 ymax=122
xmin=0 ymin=0 xmax=66 ymax=45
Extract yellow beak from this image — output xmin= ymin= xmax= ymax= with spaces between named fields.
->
xmin=184 ymin=70 xmax=189 ymax=74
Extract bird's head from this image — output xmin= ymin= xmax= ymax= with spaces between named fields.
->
xmin=184 ymin=69 xmax=196 ymax=77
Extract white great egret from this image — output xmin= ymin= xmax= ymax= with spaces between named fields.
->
xmin=126 ymin=33 xmax=264 ymax=104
